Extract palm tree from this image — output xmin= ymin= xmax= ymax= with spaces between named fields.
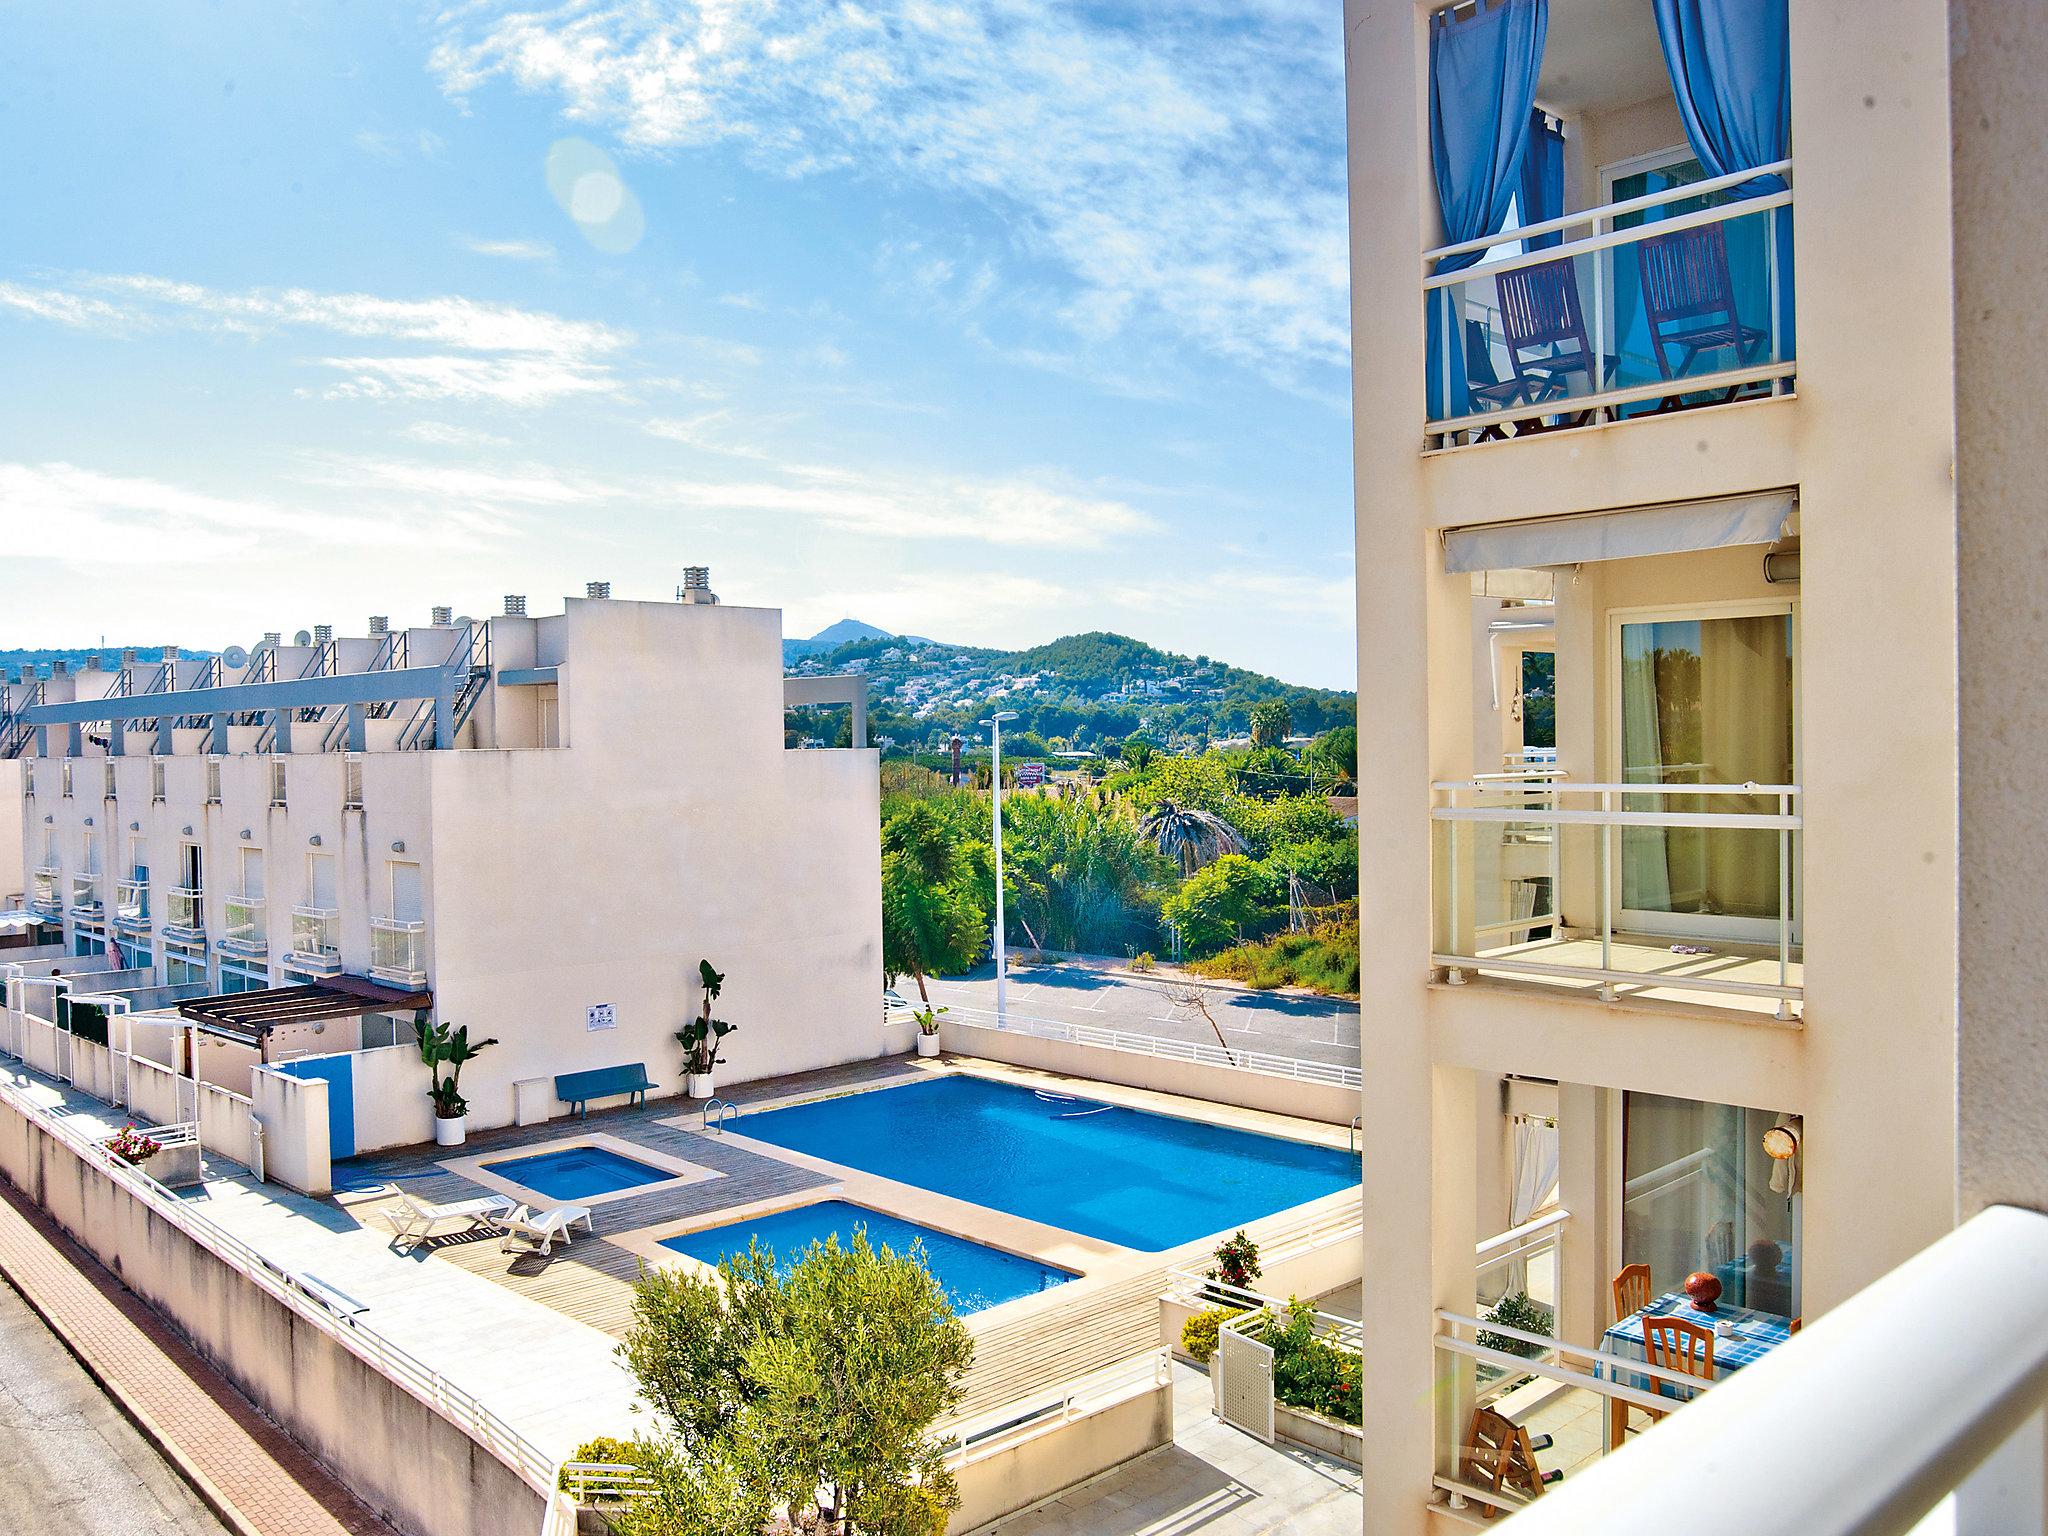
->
xmin=1137 ymin=800 xmax=1246 ymax=876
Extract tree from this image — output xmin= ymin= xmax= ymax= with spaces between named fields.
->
xmin=612 ymin=1233 xmax=974 ymax=1536
xmin=883 ymin=853 xmax=986 ymax=1003
xmin=1162 ymin=853 xmax=1284 ymax=956
xmin=1119 ymin=736 xmax=1156 ymax=771
xmin=1138 ymin=800 xmax=1246 ymax=877
xmin=1249 ymin=699 xmax=1292 ymax=748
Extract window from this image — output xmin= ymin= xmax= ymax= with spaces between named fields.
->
xmin=389 ymin=860 xmax=423 ymax=923
xmin=179 ymin=843 xmax=203 ymax=892
xmin=151 ymin=757 xmax=165 ymax=802
xmin=537 ymin=683 xmax=560 ymax=748
xmin=23 ymin=761 xmax=34 ymax=797
xmin=165 ymin=950 xmax=208 ymax=987
xmin=103 ymin=759 xmax=116 ymax=798
xmin=306 ymin=852 xmax=337 ymax=910
xmin=205 ymin=758 xmax=222 ymax=804
xmin=343 ymin=755 xmax=364 ymax=809
xmin=238 ymin=847 xmax=265 ymax=900
xmin=360 ymin=1013 xmax=407 ymax=1050
xmin=61 ymin=760 xmax=73 ymax=798
xmin=270 ymin=758 xmax=288 ymax=807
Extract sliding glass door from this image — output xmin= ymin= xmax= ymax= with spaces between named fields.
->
xmin=1615 ymin=603 xmax=1796 ymax=941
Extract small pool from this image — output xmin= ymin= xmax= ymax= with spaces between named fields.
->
xmin=732 ymin=1075 xmax=1359 ymax=1251
xmin=659 ymin=1200 xmax=1074 ymax=1314
xmin=482 ymin=1145 xmax=673 ymax=1203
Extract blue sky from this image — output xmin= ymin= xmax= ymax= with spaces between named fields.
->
xmin=1 ymin=1 xmax=1355 ymax=689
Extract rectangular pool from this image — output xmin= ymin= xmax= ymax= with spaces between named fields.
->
xmin=733 ymin=1075 xmax=1359 ymax=1251
xmin=659 ymin=1200 xmax=1074 ymax=1315
xmin=483 ymin=1145 xmax=673 ymax=1203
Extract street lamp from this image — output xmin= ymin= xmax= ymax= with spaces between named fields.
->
xmin=981 ymin=711 xmax=1019 ymax=1022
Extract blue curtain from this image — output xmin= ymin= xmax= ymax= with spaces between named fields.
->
xmin=1652 ymin=0 xmax=1794 ymax=354
xmin=1427 ymin=0 xmax=1549 ymax=421
xmin=1520 ymin=111 xmax=1565 ymax=251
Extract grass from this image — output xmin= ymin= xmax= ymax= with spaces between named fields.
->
xmin=1190 ymin=921 xmax=1360 ymax=997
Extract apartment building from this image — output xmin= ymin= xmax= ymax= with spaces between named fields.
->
xmin=4 ymin=584 xmax=882 ymax=1139
xmin=1343 ymin=0 xmax=1968 ymax=1525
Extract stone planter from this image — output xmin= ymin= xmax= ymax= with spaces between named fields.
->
xmin=434 ymin=1113 xmax=467 ymax=1148
xmin=134 ymin=1141 xmax=204 ymax=1189
xmin=916 ymin=1032 xmax=941 ymax=1058
xmin=1274 ymin=1401 xmax=1362 ymax=1465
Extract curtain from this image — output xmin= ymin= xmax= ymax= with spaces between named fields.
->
xmin=1519 ymin=110 xmax=1565 ymax=251
xmin=1427 ymin=0 xmax=1549 ymax=420
xmin=1619 ymin=626 xmax=1673 ymax=912
xmin=1510 ymin=1114 xmax=1561 ymax=1224
xmin=1699 ymin=613 xmax=1792 ymax=917
xmin=1652 ymin=0 xmax=1795 ymax=353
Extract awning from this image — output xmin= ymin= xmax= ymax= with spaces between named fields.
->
xmin=178 ymin=976 xmax=431 ymax=1043
xmin=1442 ymin=490 xmax=1795 ymax=575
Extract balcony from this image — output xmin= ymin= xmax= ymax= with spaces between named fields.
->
xmin=113 ymin=878 xmax=149 ymax=931
xmin=1426 ymin=165 xmax=1795 ymax=448
xmin=30 ymin=868 xmax=60 ymax=915
xmin=68 ymin=872 xmax=102 ymax=918
xmin=218 ymin=895 xmax=266 ymax=957
xmin=1433 ymin=773 xmax=1802 ymax=1019
xmin=369 ymin=917 xmax=428 ymax=987
xmin=164 ymin=886 xmax=205 ymax=938
xmin=283 ymin=905 xmax=342 ymax=978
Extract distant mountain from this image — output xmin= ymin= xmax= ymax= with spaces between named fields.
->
xmin=782 ymin=618 xmax=901 ymax=663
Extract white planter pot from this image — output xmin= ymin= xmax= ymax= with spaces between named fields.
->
xmin=688 ymin=1072 xmax=716 ymax=1099
xmin=434 ymin=1114 xmax=467 ymax=1148
xmin=916 ymin=1033 xmax=941 ymax=1058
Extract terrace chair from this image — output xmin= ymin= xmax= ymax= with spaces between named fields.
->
xmin=499 ymin=1203 xmax=596 ymax=1257
xmin=1635 ymin=222 xmax=1770 ymax=403
xmin=1703 ymin=1219 xmax=1736 ymax=1272
xmin=1612 ymin=1262 xmax=1652 ymax=1324
xmin=1460 ymin=1406 xmax=1560 ymax=1518
xmin=1640 ymin=1315 xmax=1716 ymax=1421
xmin=382 ymin=1190 xmax=514 ymax=1249
xmin=1495 ymin=257 xmax=1602 ymax=424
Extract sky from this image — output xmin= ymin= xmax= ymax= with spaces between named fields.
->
xmin=0 ymin=1 xmax=1357 ymax=690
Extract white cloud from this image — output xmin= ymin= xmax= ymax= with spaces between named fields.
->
xmin=0 ymin=282 xmax=133 ymax=331
xmin=295 ymin=455 xmax=615 ymax=508
xmin=642 ymin=408 xmax=787 ymax=460
xmin=428 ymin=0 xmax=1349 ymax=375
xmin=460 ymin=236 xmax=558 ymax=261
xmin=355 ymin=127 xmax=448 ymax=160
xmin=313 ymin=353 xmax=622 ymax=405
xmin=398 ymin=420 xmax=516 ymax=449
xmin=1106 ymin=566 xmax=1355 ymax=623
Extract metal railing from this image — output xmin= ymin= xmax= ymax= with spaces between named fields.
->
xmin=370 ymin=918 xmax=427 ymax=983
xmin=1424 ymin=159 xmax=1795 ymax=446
xmin=1433 ymin=776 xmax=1802 ymax=1018
xmin=1476 ymin=1206 xmax=1568 ymax=1316
xmin=114 ymin=878 xmax=148 ymax=928
xmin=68 ymin=872 xmax=101 ymax=914
xmin=165 ymin=886 xmax=205 ymax=935
xmin=288 ymin=905 xmax=339 ymax=966
xmin=1485 ymin=1205 xmax=2048 ymax=1535
xmin=942 ymin=1350 xmax=1171 ymax=1469
xmin=556 ymin=1462 xmax=654 ymax=1504
xmin=938 ymin=1001 xmax=1362 ymax=1089
xmin=219 ymin=896 xmax=266 ymax=955
xmin=31 ymin=868 xmax=60 ymax=913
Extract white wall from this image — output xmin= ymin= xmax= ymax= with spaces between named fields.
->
xmin=345 ymin=1044 xmax=435 ymax=1154
xmin=251 ymin=1066 xmax=329 ymax=1196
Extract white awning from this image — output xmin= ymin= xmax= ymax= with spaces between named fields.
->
xmin=1442 ymin=490 xmax=1796 ymax=575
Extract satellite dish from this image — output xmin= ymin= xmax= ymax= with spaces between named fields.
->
xmin=222 ymin=644 xmax=250 ymax=669
xmin=454 ymin=615 xmax=475 ymax=629
xmin=293 ymin=630 xmax=312 ymax=648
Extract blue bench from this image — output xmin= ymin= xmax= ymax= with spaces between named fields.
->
xmin=555 ymin=1063 xmax=656 ymax=1119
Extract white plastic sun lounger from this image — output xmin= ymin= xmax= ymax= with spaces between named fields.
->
xmin=383 ymin=1191 xmax=515 ymax=1247
xmin=499 ymin=1203 xmax=596 ymax=1256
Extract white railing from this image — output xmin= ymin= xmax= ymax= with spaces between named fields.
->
xmin=31 ymin=868 xmax=60 ymax=913
xmin=220 ymin=895 xmax=266 ymax=954
xmin=1167 ymin=1272 xmax=1363 ymax=1354
xmin=942 ymin=1350 xmax=1171 ymax=1469
xmin=1475 ymin=1207 xmax=1568 ymax=1315
xmin=556 ymin=1462 xmax=654 ymax=1504
xmin=369 ymin=918 xmax=427 ymax=984
xmin=70 ymin=872 xmax=102 ymax=913
xmin=0 ymin=1066 xmax=561 ymax=1497
xmin=1423 ymin=158 xmax=1795 ymax=444
xmin=1433 ymin=778 xmax=1802 ymax=1017
xmin=288 ymin=905 xmax=340 ymax=970
xmin=114 ymin=878 xmax=148 ymax=927
xmin=1488 ymin=1205 xmax=2048 ymax=1535
xmin=940 ymin=1001 xmax=1362 ymax=1089
xmin=165 ymin=886 xmax=205 ymax=935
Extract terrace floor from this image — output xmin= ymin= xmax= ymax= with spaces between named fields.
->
xmin=1456 ymin=933 xmax=1803 ymax=1019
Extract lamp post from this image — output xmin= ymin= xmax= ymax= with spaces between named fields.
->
xmin=982 ymin=711 xmax=1019 ymax=1023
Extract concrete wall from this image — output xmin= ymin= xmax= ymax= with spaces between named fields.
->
xmin=949 ymin=1383 xmax=1172 ymax=1534
xmin=130 ymin=1054 xmax=188 ymax=1127
xmin=0 ymin=1085 xmax=543 ymax=1536
xmin=198 ymin=1080 xmax=258 ymax=1171
xmin=940 ymin=1019 xmax=1359 ymax=1126
xmin=344 ymin=1043 xmax=435 ymax=1154
xmin=251 ymin=1067 xmax=329 ymax=1196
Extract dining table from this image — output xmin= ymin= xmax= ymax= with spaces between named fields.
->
xmin=1598 ymin=1290 xmax=1794 ymax=1448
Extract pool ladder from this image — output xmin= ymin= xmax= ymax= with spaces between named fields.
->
xmin=702 ymin=1099 xmax=738 ymax=1136
xmin=1349 ymin=1115 xmax=1361 ymax=1153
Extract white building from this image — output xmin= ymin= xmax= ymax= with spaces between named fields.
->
xmin=4 ymin=585 xmax=881 ymax=1139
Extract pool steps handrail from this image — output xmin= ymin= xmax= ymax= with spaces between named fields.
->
xmin=701 ymin=1098 xmax=737 ymax=1134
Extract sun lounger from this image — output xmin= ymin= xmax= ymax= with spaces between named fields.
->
xmin=383 ymin=1190 xmax=514 ymax=1247
xmin=499 ymin=1203 xmax=596 ymax=1256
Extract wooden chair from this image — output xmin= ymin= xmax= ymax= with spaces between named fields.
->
xmin=1461 ymin=1407 xmax=1560 ymax=1518
xmin=1496 ymin=257 xmax=1601 ymax=415
xmin=1640 ymin=1315 xmax=1717 ymax=1423
xmin=1635 ymin=222 xmax=1770 ymax=392
xmin=1612 ymin=1262 xmax=1652 ymax=1324
xmin=1703 ymin=1219 xmax=1736 ymax=1271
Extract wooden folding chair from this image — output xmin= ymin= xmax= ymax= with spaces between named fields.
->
xmin=1461 ymin=1407 xmax=1561 ymax=1518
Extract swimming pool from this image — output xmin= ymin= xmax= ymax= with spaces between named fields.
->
xmin=482 ymin=1145 xmax=673 ymax=1203
xmin=733 ymin=1075 xmax=1359 ymax=1251
xmin=659 ymin=1200 xmax=1074 ymax=1315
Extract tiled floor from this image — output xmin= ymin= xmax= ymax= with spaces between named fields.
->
xmin=969 ymin=1364 xmax=1363 ymax=1536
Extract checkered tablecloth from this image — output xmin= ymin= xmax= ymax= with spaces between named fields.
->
xmin=1599 ymin=1291 xmax=1792 ymax=1398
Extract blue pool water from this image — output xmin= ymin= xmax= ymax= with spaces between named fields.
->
xmin=483 ymin=1145 xmax=673 ymax=1202
xmin=733 ymin=1076 xmax=1359 ymax=1251
xmin=659 ymin=1200 xmax=1074 ymax=1315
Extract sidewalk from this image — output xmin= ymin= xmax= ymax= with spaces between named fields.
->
xmin=0 ymin=1174 xmax=394 ymax=1536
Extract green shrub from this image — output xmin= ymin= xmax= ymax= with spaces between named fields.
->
xmin=1264 ymin=1300 xmax=1362 ymax=1426
xmin=1208 ymin=1230 xmax=1261 ymax=1291
xmin=1476 ymin=1292 xmax=1554 ymax=1359
xmin=1130 ymin=951 xmax=1156 ymax=972
xmin=1180 ymin=1305 xmax=1244 ymax=1363
xmin=558 ymin=1435 xmax=640 ymax=1492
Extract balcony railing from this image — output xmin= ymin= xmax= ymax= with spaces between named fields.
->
xmin=285 ymin=906 xmax=341 ymax=977
xmin=1424 ymin=160 xmax=1795 ymax=447
xmin=1433 ymin=773 xmax=1802 ymax=1018
xmin=114 ymin=878 xmax=148 ymax=929
xmin=370 ymin=917 xmax=427 ymax=986
xmin=165 ymin=886 xmax=205 ymax=936
xmin=219 ymin=896 xmax=266 ymax=955
xmin=30 ymin=868 xmax=60 ymax=913
xmin=69 ymin=873 xmax=101 ymax=915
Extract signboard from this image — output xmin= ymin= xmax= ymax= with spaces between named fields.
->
xmin=586 ymin=1003 xmax=617 ymax=1032
xmin=1015 ymin=762 xmax=1046 ymax=787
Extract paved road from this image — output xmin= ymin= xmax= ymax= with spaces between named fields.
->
xmin=923 ymin=961 xmax=1361 ymax=1071
xmin=0 ymin=1280 xmax=228 ymax=1536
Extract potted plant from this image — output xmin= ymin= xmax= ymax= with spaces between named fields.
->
xmin=912 ymin=1004 xmax=947 ymax=1058
xmin=105 ymin=1124 xmax=163 ymax=1167
xmin=414 ymin=1018 xmax=499 ymax=1147
xmin=677 ymin=959 xmax=736 ymax=1098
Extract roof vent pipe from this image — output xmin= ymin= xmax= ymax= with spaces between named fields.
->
xmin=677 ymin=567 xmax=718 ymax=605
xmin=503 ymin=594 xmax=527 ymax=617
xmin=586 ymin=581 xmax=611 ymax=600
xmin=313 ymin=624 xmax=333 ymax=644
xmin=84 ymin=653 xmax=103 ymax=672
xmin=431 ymin=606 xmax=453 ymax=627
xmin=368 ymin=616 xmax=389 ymax=636
xmin=262 ymin=631 xmax=282 ymax=647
